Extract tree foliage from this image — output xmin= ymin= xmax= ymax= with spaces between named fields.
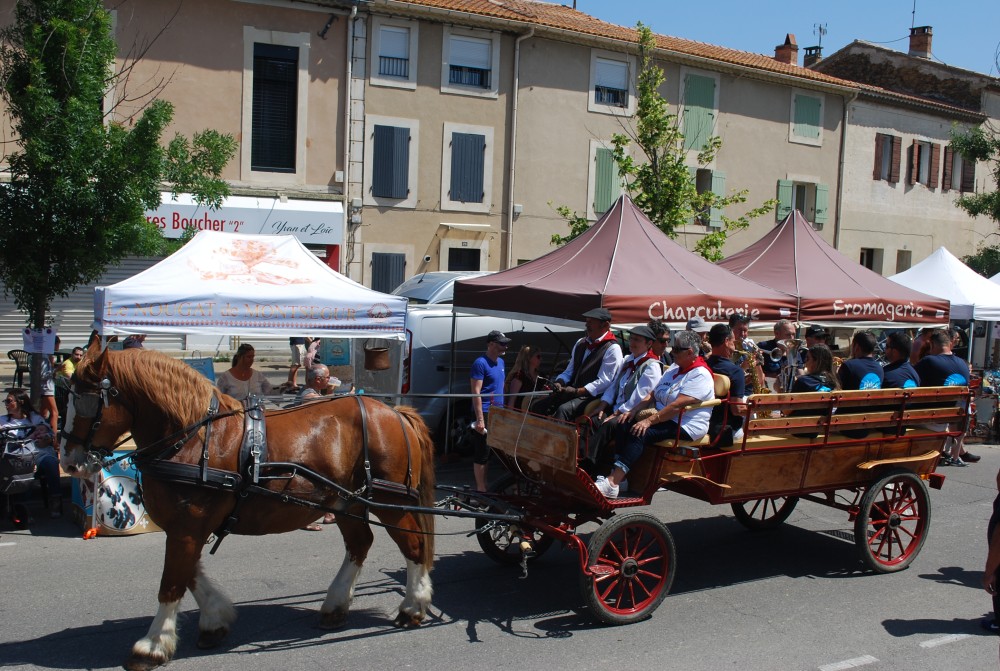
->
xmin=963 ymin=242 xmax=1000 ymax=278
xmin=0 ymin=0 xmax=236 ymax=330
xmin=950 ymin=124 xmax=1000 ymax=225
xmin=553 ymin=23 xmax=774 ymax=261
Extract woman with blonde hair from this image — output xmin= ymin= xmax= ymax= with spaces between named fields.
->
xmin=505 ymin=345 xmax=543 ymax=410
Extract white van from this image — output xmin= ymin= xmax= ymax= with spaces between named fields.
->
xmin=401 ymin=305 xmax=579 ymax=449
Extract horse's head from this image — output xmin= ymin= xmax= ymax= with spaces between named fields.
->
xmin=60 ymin=340 xmax=134 ymax=477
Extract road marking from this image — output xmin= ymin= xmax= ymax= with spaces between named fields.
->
xmin=0 ymin=542 xmax=16 ymax=547
xmin=919 ymin=634 xmax=972 ymax=648
xmin=819 ymin=655 xmax=879 ymax=671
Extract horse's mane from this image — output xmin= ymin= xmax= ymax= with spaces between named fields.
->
xmin=76 ymin=348 xmax=242 ymax=427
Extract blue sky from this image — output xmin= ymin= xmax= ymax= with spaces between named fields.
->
xmin=573 ymin=1 xmax=1000 ymax=77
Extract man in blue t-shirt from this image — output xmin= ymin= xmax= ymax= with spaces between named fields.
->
xmin=705 ymin=324 xmax=746 ymax=446
xmin=470 ymin=330 xmax=510 ymax=490
xmin=838 ymin=331 xmax=884 ymax=391
xmin=882 ymin=331 xmax=920 ymax=389
xmin=915 ymin=329 xmax=977 ymax=465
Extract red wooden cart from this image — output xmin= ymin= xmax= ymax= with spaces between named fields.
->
xmin=464 ymin=384 xmax=969 ymax=625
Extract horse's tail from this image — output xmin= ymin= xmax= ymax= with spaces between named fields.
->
xmin=397 ymin=405 xmax=436 ymax=567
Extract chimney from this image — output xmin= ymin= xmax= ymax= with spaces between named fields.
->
xmin=908 ymin=26 xmax=932 ymax=59
xmin=803 ymin=45 xmax=823 ymax=68
xmin=774 ymin=33 xmax=799 ymax=65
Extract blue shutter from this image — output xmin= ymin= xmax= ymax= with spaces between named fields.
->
xmin=793 ymin=94 xmax=822 ymax=139
xmin=371 ymin=253 xmax=406 ymax=293
xmin=372 ymin=125 xmax=410 ymax=199
xmin=776 ymin=179 xmax=793 ymax=220
xmin=709 ymin=171 xmax=726 ymax=229
xmin=814 ymin=184 xmax=829 ymax=226
xmin=594 ymin=147 xmax=617 ymax=214
xmin=450 ymin=132 xmax=485 ymax=203
xmin=683 ymin=74 xmax=716 ymax=151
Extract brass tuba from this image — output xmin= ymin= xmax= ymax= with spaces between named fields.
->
xmin=734 ymin=338 xmax=770 ymax=395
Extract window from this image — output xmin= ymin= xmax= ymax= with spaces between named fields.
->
xmin=371 ymin=252 xmax=406 ymax=293
xmin=439 ymin=238 xmax=488 ymax=271
xmin=908 ymin=140 xmax=940 ymax=188
xmin=681 ymin=71 xmax=717 ymax=152
xmin=873 ymin=133 xmax=902 ymax=183
xmin=859 ymin=248 xmax=884 ymax=274
xmin=896 ymin=250 xmax=912 ymax=273
xmin=789 ymin=91 xmax=824 ymax=146
xmin=441 ymin=123 xmax=493 ymax=213
xmin=693 ymin=168 xmax=726 ymax=228
xmin=589 ymin=50 xmax=635 ymax=115
xmin=587 ymin=141 xmax=624 ymax=219
xmin=448 ymin=248 xmax=481 ymax=271
xmin=942 ymin=145 xmax=976 ymax=193
xmin=363 ymin=115 xmax=419 ymax=209
xmin=776 ymin=179 xmax=829 ymax=227
xmin=442 ymin=27 xmax=500 ymax=98
xmin=241 ymin=27 xmax=310 ymax=183
xmin=371 ymin=17 xmax=418 ymax=89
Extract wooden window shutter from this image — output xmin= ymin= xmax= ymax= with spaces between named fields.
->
xmin=873 ymin=134 xmax=885 ymax=181
xmin=372 ymin=125 xmax=410 ymax=199
xmin=961 ymin=158 xmax=976 ymax=193
xmin=908 ymin=140 xmax=919 ymax=184
xmin=942 ymin=145 xmax=954 ymax=191
xmin=776 ymin=179 xmax=793 ymax=220
xmin=814 ymin=184 xmax=829 ymax=226
xmin=709 ymin=171 xmax=726 ymax=229
xmin=371 ymin=252 xmax=406 ymax=293
xmin=682 ymin=74 xmax=716 ymax=151
xmin=251 ymin=43 xmax=299 ymax=173
xmin=449 ymin=132 xmax=486 ymax=203
xmin=593 ymin=147 xmax=617 ymax=215
xmin=793 ymin=95 xmax=822 ymax=139
xmin=928 ymin=143 xmax=941 ymax=188
xmin=889 ymin=136 xmax=902 ymax=184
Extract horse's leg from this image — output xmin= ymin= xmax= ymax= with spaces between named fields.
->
xmin=382 ymin=510 xmax=434 ymax=628
xmin=189 ymin=563 xmax=237 ymax=649
xmin=319 ymin=514 xmax=374 ymax=629
xmin=125 ymin=535 xmax=201 ymax=671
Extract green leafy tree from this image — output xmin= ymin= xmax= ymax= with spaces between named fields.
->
xmin=950 ymin=125 xmax=1000 ymax=225
xmin=0 ymin=0 xmax=235 ymax=390
xmin=553 ymin=23 xmax=774 ymax=261
xmin=963 ymin=242 xmax=1000 ymax=278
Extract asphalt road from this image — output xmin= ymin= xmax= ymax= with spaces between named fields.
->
xmin=2 ymin=447 xmax=1000 ymax=671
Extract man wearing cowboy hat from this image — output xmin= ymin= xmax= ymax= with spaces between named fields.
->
xmin=534 ymin=307 xmax=623 ymax=421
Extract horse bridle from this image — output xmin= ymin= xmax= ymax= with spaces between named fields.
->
xmin=60 ymin=376 xmax=133 ymax=470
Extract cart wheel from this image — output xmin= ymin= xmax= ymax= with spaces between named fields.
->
xmin=731 ymin=496 xmax=799 ymax=531
xmin=854 ymin=469 xmax=930 ymax=573
xmin=580 ymin=512 xmax=676 ymax=626
xmin=476 ymin=473 xmax=554 ymax=564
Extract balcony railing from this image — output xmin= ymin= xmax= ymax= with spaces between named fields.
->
xmin=379 ymin=55 xmax=410 ymax=79
xmin=594 ymin=85 xmax=628 ymax=107
xmin=449 ymin=65 xmax=491 ymax=89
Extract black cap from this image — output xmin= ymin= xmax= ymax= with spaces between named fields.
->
xmin=582 ymin=307 xmax=612 ymax=322
xmin=805 ymin=325 xmax=828 ymax=338
xmin=487 ymin=330 xmax=511 ymax=345
xmin=629 ymin=325 xmax=656 ymax=341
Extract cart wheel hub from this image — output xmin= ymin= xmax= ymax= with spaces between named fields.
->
xmin=888 ymin=513 xmax=901 ymax=529
xmin=621 ymin=558 xmax=639 ymax=579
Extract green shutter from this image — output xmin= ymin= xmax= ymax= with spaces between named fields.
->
xmin=793 ymin=94 xmax=822 ymax=140
xmin=594 ymin=147 xmax=617 ymax=214
xmin=776 ymin=179 xmax=793 ymax=220
xmin=683 ymin=74 xmax=716 ymax=151
xmin=814 ymin=183 xmax=829 ymax=225
xmin=709 ymin=171 xmax=726 ymax=229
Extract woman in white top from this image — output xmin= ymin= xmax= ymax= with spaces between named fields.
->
xmin=1 ymin=390 xmax=60 ymax=515
xmin=215 ymin=344 xmax=274 ymax=401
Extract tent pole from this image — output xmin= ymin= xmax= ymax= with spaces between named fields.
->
xmin=968 ymin=319 xmax=975 ymax=366
xmin=444 ymin=308 xmax=459 ymax=455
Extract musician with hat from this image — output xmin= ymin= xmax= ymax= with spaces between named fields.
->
xmin=534 ymin=307 xmax=623 ymax=421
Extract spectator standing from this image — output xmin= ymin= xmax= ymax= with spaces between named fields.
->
xmin=983 ymin=467 xmax=1000 ymax=634
xmin=504 ymin=345 xmax=543 ymax=411
xmin=470 ymin=330 xmax=510 ymax=491
xmin=285 ymin=337 xmax=310 ymax=392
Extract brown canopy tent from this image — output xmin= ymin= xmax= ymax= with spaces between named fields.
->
xmin=453 ymin=195 xmax=797 ymax=327
xmin=718 ymin=210 xmax=949 ymax=327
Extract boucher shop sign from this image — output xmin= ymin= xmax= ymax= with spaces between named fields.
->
xmin=145 ymin=193 xmax=344 ymax=245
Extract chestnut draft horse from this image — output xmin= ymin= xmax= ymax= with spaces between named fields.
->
xmin=60 ymin=343 xmax=436 ymax=671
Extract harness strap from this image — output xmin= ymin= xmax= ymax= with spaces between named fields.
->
xmin=210 ymin=492 xmax=248 ymax=555
xmin=141 ymin=460 xmax=242 ymax=491
xmin=392 ymin=407 xmax=414 ymax=495
xmin=200 ymin=395 xmax=220 ymax=483
xmin=354 ymin=395 xmax=372 ymax=525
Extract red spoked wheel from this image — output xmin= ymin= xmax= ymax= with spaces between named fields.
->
xmin=476 ymin=473 xmax=554 ymax=564
xmin=581 ymin=512 xmax=676 ymax=625
xmin=731 ymin=496 xmax=798 ymax=531
xmin=854 ymin=469 xmax=931 ymax=573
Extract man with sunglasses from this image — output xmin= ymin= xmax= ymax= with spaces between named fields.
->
xmin=470 ymin=330 xmax=511 ymax=491
xmin=648 ymin=319 xmax=673 ymax=366
xmin=838 ymin=330 xmax=884 ymax=391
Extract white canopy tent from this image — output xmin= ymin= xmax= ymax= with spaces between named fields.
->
xmin=94 ymin=231 xmax=406 ymax=339
xmin=888 ymin=247 xmax=1000 ymax=321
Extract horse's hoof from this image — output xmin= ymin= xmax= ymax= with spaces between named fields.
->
xmin=197 ymin=627 xmax=229 ymax=649
xmin=393 ymin=611 xmax=424 ymax=629
xmin=124 ymin=653 xmax=167 ymax=671
xmin=319 ymin=610 xmax=348 ymax=630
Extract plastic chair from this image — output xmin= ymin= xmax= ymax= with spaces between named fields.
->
xmin=6 ymin=349 xmax=30 ymax=388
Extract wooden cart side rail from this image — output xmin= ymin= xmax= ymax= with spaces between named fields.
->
xmin=746 ymin=386 xmax=971 ymax=411
xmin=745 ymin=406 xmax=968 ymax=435
xmin=855 ymin=449 xmax=941 ymax=471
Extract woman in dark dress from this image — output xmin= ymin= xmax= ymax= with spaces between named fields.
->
xmin=504 ymin=345 xmax=543 ymax=411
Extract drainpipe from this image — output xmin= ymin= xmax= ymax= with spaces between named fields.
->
xmin=343 ymin=5 xmax=357 ymax=274
xmin=833 ymin=90 xmax=859 ymax=250
xmin=505 ymin=28 xmax=534 ymax=269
